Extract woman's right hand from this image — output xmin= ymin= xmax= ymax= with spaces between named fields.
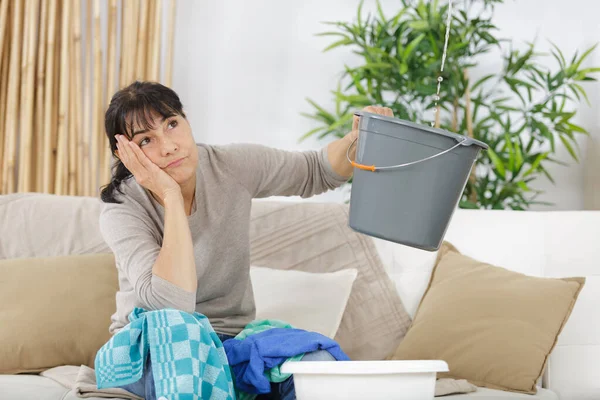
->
xmin=116 ymin=135 xmax=181 ymax=200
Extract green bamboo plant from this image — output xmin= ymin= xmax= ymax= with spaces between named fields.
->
xmin=301 ymin=0 xmax=600 ymax=209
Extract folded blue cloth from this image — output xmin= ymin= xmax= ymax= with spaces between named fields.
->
xmin=95 ymin=307 xmax=236 ymax=400
xmin=223 ymin=328 xmax=349 ymax=394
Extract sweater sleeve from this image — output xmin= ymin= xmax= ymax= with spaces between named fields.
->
xmin=99 ymin=203 xmax=197 ymax=313
xmin=212 ymin=143 xmax=349 ymax=198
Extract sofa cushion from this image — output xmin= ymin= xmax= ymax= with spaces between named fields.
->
xmin=446 ymin=387 xmax=558 ymax=399
xmin=390 ymin=242 xmax=584 ymax=394
xmin=0 ymin=374 xmax=558 ymax=400
xmin=248 ymin=200 xmax=411 ymax=361
xmin=0 ymin=375 xmax=72 ymax=400
xmin=0 ymin=253 xmax=117 ymax=374
xmin=0 ymin=375 xmax=127 ymax=400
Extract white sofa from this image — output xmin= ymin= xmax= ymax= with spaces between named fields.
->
xmin=0 ymin=193 xmax=598 ymax=400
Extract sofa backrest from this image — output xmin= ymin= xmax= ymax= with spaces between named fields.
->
xmin=1 ymin=193 xmax=597 ymax=399
xmin=0 ymin=193 xmax=110 ymax=259
xmin=374 ymin=209 xmax=600 ymax=400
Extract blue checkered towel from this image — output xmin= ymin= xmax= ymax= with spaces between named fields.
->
xmin=95 ymin=307 xmax=236 ymax=400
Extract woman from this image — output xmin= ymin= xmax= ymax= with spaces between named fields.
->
xmin=99 ymin=81 xmax=393 ymax=400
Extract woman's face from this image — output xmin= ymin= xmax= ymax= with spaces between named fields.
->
xmin=126 ymin=111 xmax=199 ymax=185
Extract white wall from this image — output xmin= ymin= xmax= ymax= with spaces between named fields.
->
xmin=171 ymin=0 xmax=600 ymax=208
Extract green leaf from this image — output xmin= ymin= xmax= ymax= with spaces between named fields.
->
xmin=573 ymin=83 xmax=591 ymax=106
xmin=504 ymin=80 xmax=526 ymax=105
xmin=504 ymin=135 xmax=515 ymax=172
xmin=540 ymin=165 xmax=556 ymax=184
xmin=577 ymin=67 xmax=600 ymax=75
xmin=416 ymin=0 xmax=428 ymax=19
xmin=496 ymin=105 xmax=521 ymax=112
xmin=300 ymin=112 xmax=327 ymax=122
xmin=572 ymin=43 xmax=598 ymax=71
xmin=429 ymin=0 xmax=440 ymax=18
xmin=510 ymin=45 xmax=536 ymax=74
xmin=487 ymin=148 xmax=506 ymax=178
xmin=571 ymin=49 xmax=579 ymax=65
xmin=491 ymin=202 xmax=505 ymax=210
xmin=492 ymin=96 xmax=512 ymax=105
xmin=515 ymin=141 xmax=524 ymax=171
xmin=323 ymin=38 xmax=354 ymax=52
xmin=504 ymin=77 xmax=537 ymax=89
xmin=346 ymin=67 xmax=366 ymax=95
xmin=318 ymin=129 xmax=336 ymax=140
xmin=390 ymin=8 xmax=408 ymax=29
xmin=547 ymin=156 xmax=568 ymax=166
xmin=427 ymin=32 xmax=439 ymax=57
xmin=334 ymin=81 xmax=342 ymax=116
xmin=336 ymin=93 xmax=373 ymax=106
xmin=306 ymin=98 xmax=335 ymax=123
xmin=408 ymin=20 xmax=429 ymax=30
xmin=327 ymin=112 xmax=354 ymax=131
xmin=315 ymin=32 xmax=349 ymax=38
xmin=559 ymin=135 xmax=579 ymax=161
xmin=358 ymin=62 xmax=393 ymax=71
xmin=568 ymin=85 xmax=582 ymax=102
xmin=529 ymin=200 xmax=554 ymax=207
xmin=549 ymin=41 xmax=567 ymax=69
xmin=459 ymin=200 xmax=479 ymax=209
xmin=299 ymin=126 xmax=326 ymax=142
xmin=376 ymin=0 xmax=386 ymax=22
xmin=403 ymin=33 xmax=426 ymax=60
xmin=525 ymin=136 xmax=535 ymax=153
xmin=357 ymin=0 xmax=364 ymax=26
xmin=471 ymin=74 xmax=496 ymax=92
xmin=480 ymin=31 xmax=499 ymax=45
xmin=448 ymin=41 xmax=470 ymax=52
xmin=565 ymin=122 xmax=588 ymax=134
xmin=523 ymin=152 xmax=549 ymax=177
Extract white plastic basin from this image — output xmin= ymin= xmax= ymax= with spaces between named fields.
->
xmin=280 ymin=360 xmax=449 ymax=400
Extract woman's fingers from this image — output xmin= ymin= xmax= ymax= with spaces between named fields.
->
xmin=354 ymin=105 xmax=394 ymax=131
xmin=363 ymin=105 xmax=394 ymax=117
xmin=117 ymin=135 xmax=143 ymax=176
xmin=128 ymin=140 xmax=158 ymax=172
xmin=352 ymin=114 xmax=360 ymax=132
xmin=115 ymin=136 xmax=129 ymax=165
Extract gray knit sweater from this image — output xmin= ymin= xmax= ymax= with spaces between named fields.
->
xmin=99 ymin=143 xmax=348 ymax=336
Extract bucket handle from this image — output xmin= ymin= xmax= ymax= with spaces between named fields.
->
xmin=346 ymin=136 xmax=468 ymax=172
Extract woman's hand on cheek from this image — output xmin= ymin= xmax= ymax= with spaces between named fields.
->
xmin=115 ymin=135 xmax=181 ymax=200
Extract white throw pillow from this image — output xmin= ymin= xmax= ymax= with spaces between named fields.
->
xmin=249 ymin=266 xmax=358 ymax=338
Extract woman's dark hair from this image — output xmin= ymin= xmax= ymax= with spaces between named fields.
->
xmin=100 ymin=81 xmax=186 ymax=204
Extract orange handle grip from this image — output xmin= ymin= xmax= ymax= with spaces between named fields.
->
xmin=347 ymin=137 xmax=377 ymax=172
xmin=350 ymin=161 xmax=376 ymax=172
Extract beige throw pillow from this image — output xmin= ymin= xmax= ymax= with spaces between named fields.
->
xmin=250 ymin=200 xmax=412 ymax=360
xmin=390 ymin=242 xmax=585 ymax=394
xmin=0 ymin=253 xmax=118 ymax=374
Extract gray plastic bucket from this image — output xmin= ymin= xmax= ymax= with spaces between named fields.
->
xmin=348 ymin=111 xmax=488 ymax=252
